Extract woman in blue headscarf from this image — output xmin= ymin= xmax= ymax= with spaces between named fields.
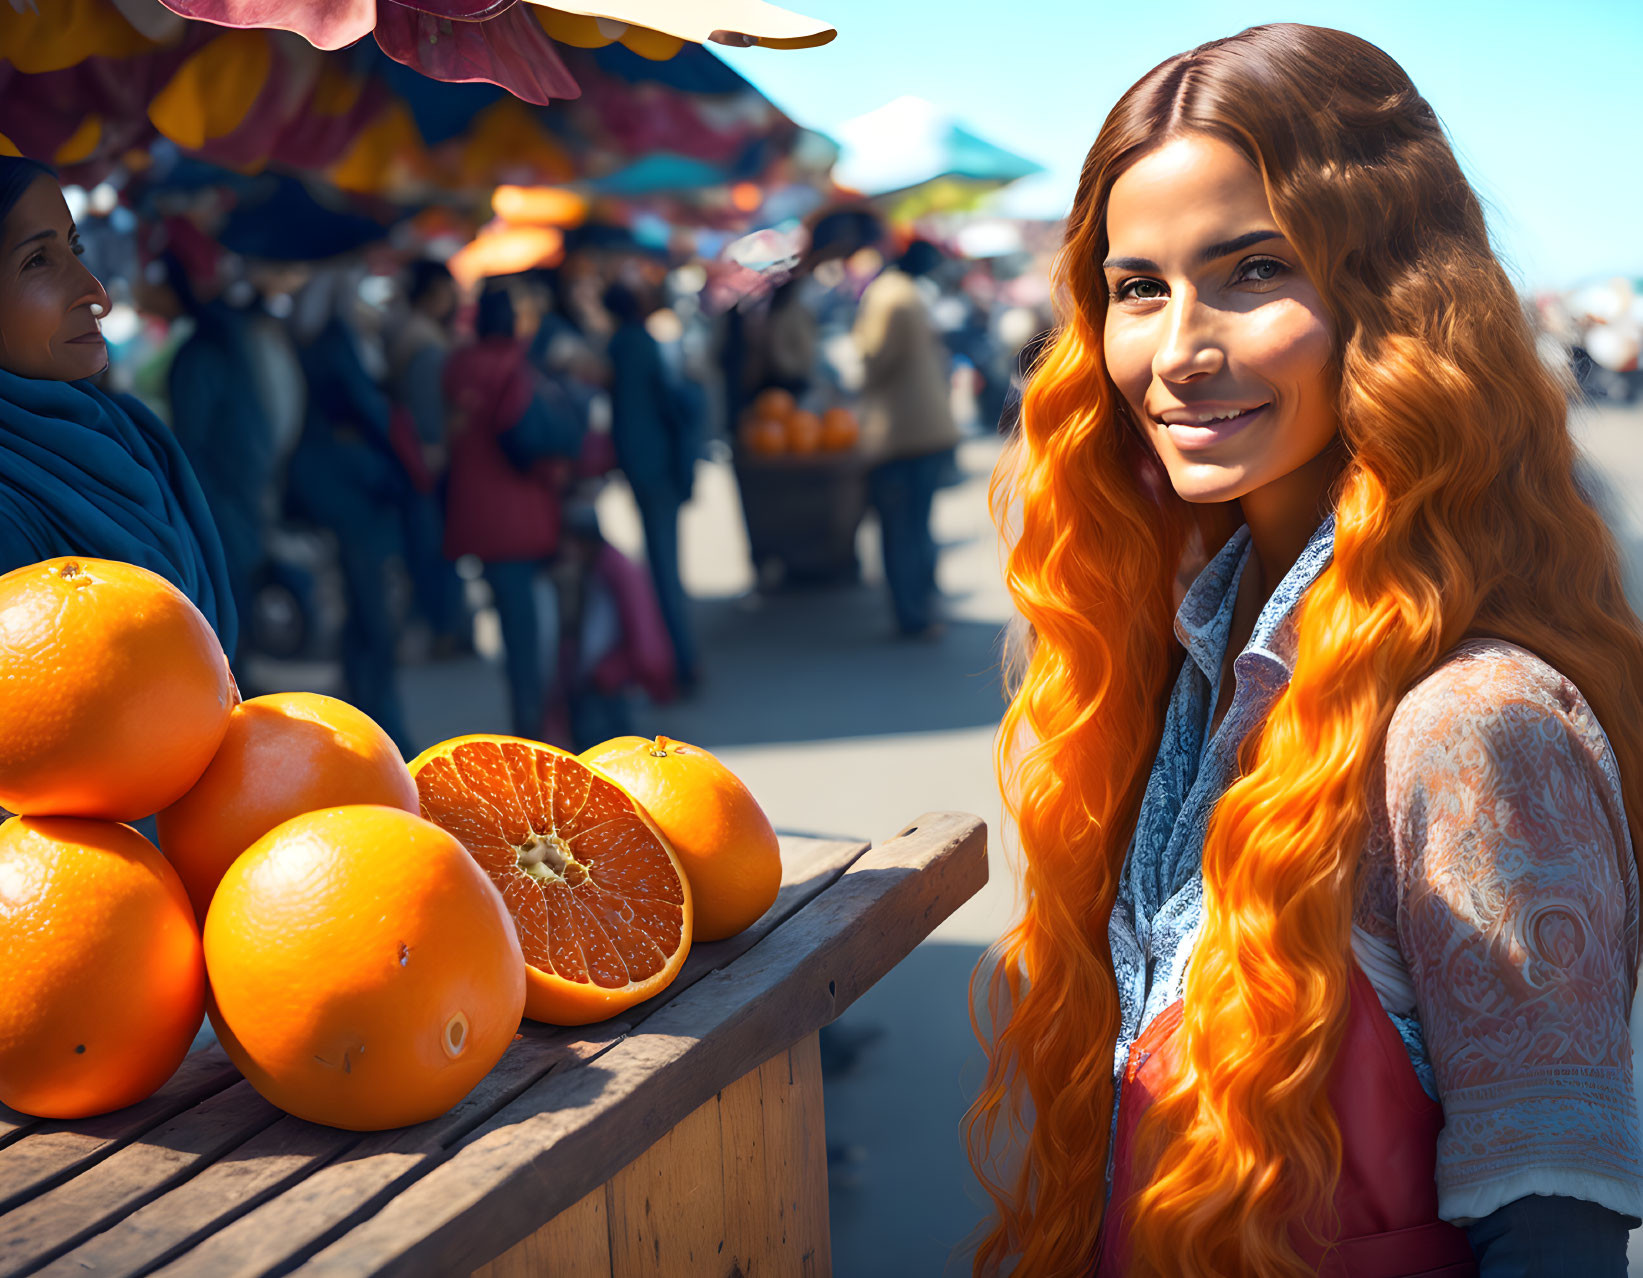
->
xmin=0 ymin=157 xmax=235 ymax=653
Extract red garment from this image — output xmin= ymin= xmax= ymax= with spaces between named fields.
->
xmin=441 ymin=337 xmax=562 ymax=563
xmin=585 ymin=542 xmax=676 ymax=704
xmin=387 ymin=404 xmax=434 ymax=495
xmin=1096 ymin=965 xmax=1476 ymax=1277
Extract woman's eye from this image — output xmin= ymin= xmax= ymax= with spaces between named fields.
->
xmin=1235 ymin=257 xmax=1286 ymax=284
xmin=1116 ymin=278 xmax=1166 ymax=301
xmin=71 ymin=241 xmax=85 ymax=258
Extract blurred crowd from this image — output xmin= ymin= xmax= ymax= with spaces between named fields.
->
xmin=1536 ymin=276 xmax=1643 ymax=406
xmin=88 ymin=206 xmax=1052 ymax=758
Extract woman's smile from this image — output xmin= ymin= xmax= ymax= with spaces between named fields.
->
xmin=1154 ymin=401 xmax=1270 ymax=450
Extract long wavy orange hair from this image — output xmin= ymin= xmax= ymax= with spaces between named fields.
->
xmin=968 ymin=22 xmax=1643 ymax=1277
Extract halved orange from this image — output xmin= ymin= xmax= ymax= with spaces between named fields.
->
xmin=407 ymin=735 xmax=693 ymax=1026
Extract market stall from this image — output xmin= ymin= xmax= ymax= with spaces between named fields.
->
xmin=0 ymin=815 xmax=986 ymax=1278
xmin=0 ymin=0 xmax=832 ymax=198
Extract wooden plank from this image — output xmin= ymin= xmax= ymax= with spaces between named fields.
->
xmin=143 ymin=1028 xmax=624 ymax=1278
xmin=43 ymin=1021 xmax=633 ymax=1278
xmin=756 ymin=1036 xmax=829 ymax=1277
xmin=0 ymin=1081 xmax=283 ymax=1278
xmin=604 ymin=1085 xmax=726 ymax=1277
xmin=292 ymin=812 xmax=986 ymax=1278
xmin=720 ymin=1035 xmax=829 ymax=1278
xmin=470 ymin=1186 xmax=611 ymax=1278
xmin=32 ymin=1114 xmax=351 ymax=1278
xmin=478 ymin=1036 xmax=828 ymax=1278
xmin=0 ymin=1102 xmax=40 ymax=1152
xmin=718 ymin=1047 xmax=774 ymax=1276
xmin=146 ymin=834 xmax=871 ymax=1278
xmin=0 ymin=1047 xmax=242 ymax=1213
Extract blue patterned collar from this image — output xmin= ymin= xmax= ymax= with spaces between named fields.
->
xmin=1172 ymin=513 xmax=1338 ymax=687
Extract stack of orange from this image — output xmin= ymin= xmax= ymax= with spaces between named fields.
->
xmin=0 ymin=557 xmax=526 ymax=1130
xmin=737 ymin=388 xmax=861 ymax=458
xmin=0 ymin=557 xmax=786 ymax=1132
xmin=0 ymin=559 xmax=227 ymax=1120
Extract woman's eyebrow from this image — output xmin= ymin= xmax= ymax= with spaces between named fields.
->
xmin=1102 ymin=229 xmax=1284 ymax=273
xmin=7 ymin=227 xmax=57 ymax=257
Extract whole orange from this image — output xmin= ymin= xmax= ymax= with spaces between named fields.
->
xmin=820 ymin=407 xmax=860 ymax=452
xmin=580 ymin=736 xmax=781 ymax=942
xmin=746 ymin=419 xmax=787 ymax=457
xmin=158 ymin=693 xmax=418 ymax=923
xmin=0 ymin=558 xmax=232 ymax=821
xmin=0 ymin=817 xmax=205 ymax=1118
xmin=204 ymin=805 xmax=526 ymax=1130
xmin=753 ymin=387 xmax=796 ymax=424
xmin=785 ymin=410 xmax=823 ymax=455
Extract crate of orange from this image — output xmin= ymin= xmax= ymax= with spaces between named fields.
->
xmin=733 ymin=388 xmax=870 ymax=587
xmin=0 ymin=558 xmax=988 ymax=1277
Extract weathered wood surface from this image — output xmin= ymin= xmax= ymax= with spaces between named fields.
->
xmin=478 ymin=1033 xmax=829 ymax=1278
xmin=0 ymin=831 xmax=870 ymax=1278
xmin=0 ymin=814 xmax=987 ymax=1278
xmin=471 ymin=1185 xmax=608 ymax=1278
xmin=295 ymin=812 xmax=985 ymax=1278
xmin=0 ymin=1082 xmax=282 ymax=1275
xmin=0 ymin=1049 xmax=242 ymax=1210
xmin=720 ymin=1032 xmax=830 ymax=1277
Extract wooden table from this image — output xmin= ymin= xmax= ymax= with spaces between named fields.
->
xmin=0 ymin=811 xmax=988 ymax=1278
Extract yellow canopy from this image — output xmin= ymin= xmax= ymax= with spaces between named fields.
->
xmin=533 ymin=0 xmax=835 ymax=52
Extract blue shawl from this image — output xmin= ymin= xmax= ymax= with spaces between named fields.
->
xmin=0 ymin=367 xmax=238 ymax=654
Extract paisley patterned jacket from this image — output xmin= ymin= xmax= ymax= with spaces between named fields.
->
xmin=1109 ymin=515 xmax=1643 ymax=1223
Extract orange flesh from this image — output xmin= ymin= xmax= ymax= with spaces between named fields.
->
xmin=414 ymin=739 xmax=686 ymax=991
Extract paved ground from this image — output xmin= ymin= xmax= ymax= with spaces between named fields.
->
xmin=363 ymin=400 xmax=1643 ymax=1276
xmin=342 ymin=433 xmax=1013 ymax=1277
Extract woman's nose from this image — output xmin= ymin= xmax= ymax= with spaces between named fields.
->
xmin=1153 ymin=293 xmax=1223 ymax=383
xmin=76 ymin=259 xmax=111 ymax=318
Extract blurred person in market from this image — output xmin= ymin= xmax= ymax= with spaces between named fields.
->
xmin=542 ymin=502 xmax=675 ymax=753
xmin=386 ymin=257 xmax=469 ymax=658
xmin=240 ymin=262 xmax=309 ymax=473
xmin=951 ymin=274 xmax=1013 ymax=432
xmin=998 ymin=319 xmax=1054 ymax=438
xmin=603 ymin=280 xmax=702 ymax=694
xmin=283 ymin=264 xmax=413 ymax=753
xmin=853 ymin=237 xmax=960 ymax=640
xmin=442 ymin=282 xmax=585 ymax=739
xmin=524 ymin=266 xmax=607 ymax=431
xmin=155 ymin=221 xmax=277 ymax=687
xmin=526 ymin=268 xmax=585 ymax=370
xmin=0 ymin=156 xmax=235 ymax=653
xmin=755 ymin=271 xmax=820 ymax=403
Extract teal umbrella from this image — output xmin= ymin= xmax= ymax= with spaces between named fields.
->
xmin=587 ymin=152 xmax=729 ymax=196
xmin=834 ymin=96 xmax=1043 ymax=197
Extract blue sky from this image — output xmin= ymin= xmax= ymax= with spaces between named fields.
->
xmin=719 ymin=0 xmax=1643 ymax=290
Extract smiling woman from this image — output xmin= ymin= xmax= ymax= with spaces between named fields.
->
xmin=0 ymin=164 xmax=111 ymax=382
xmin=970 ymin=21 xmax=1643 ymax=1278
xmin=0 ymin=157 xmax=236 ymax=653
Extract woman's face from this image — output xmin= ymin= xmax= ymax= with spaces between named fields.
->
xmin=0 ymin=175 xmax=111 ymax=382
xmin=1101 ymin=133 xmax=1337 ymax=507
